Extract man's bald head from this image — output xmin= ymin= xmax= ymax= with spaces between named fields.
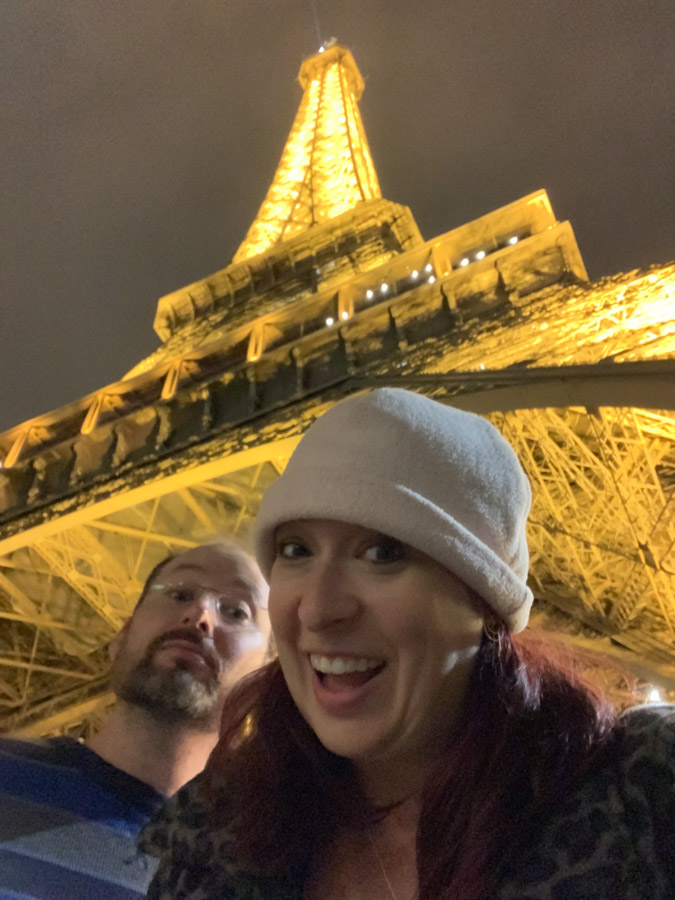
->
xmin=111 ymin=542 xmax=269 ymax=728
xmin=134 ymin=543 xmax=268 ymax=615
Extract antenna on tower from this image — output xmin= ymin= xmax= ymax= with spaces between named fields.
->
xmin=308 ymin=0 xmax=323 ymax=49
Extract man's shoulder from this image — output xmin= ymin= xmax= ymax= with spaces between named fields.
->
xmin=0 ymin=735 xmax=90 ymax=803
xmin=0 ymin=734 xmax=165 ymax=825
xmin=0 ymin=734 xmax=83 ymax=765
xmin=0 ymin=736 xmax=163 ymax=899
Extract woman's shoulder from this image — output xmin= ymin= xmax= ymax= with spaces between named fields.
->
xmin=610 ymin=703 xmax=675 ymax=791
xmin=499 ymin=704 xmax=674 ymax=899
xmin=617 ymin=702 xmax=675 ymax=743
xmin=139 ymin=774 xmax=215 ymax=858
xmin=139 ymin=774 xmax=300 ymax=900
xmin=557 ymin=703 xmax=675 ymax=849
xmin=139 ymin=775 xmax=245 ymax=899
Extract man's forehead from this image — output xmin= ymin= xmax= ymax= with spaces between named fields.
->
xmin=161 ymin=554 xmax=259 ymax=595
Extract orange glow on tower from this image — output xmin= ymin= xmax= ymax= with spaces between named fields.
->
xmin=233 ymin=45 xmax=381 ymax=263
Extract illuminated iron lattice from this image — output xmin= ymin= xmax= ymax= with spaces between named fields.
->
xmin=501 ymin=407 xmax=674 ymax=642
xmin=0 ymin=44 xmax=674 ymax=736
xmin=233 ymin=45 xmax=381 ymax=263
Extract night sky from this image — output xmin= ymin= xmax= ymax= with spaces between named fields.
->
xmin=2 ymin=0 xmax=674 ymax=433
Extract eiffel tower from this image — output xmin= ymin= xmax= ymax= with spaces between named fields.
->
xmin=1 ymin=44 xmax=673 ymax=736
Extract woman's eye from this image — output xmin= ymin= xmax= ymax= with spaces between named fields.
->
xmin=276 ymin=540 xmax=311 ymax=559
xmin=363 ymin=540 xmax=406 ymax=564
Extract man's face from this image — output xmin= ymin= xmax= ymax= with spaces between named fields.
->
xmin=109 ymin=546 xmax=268 ymax=729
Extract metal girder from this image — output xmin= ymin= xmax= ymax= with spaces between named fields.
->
xmin=0 ymin=437 xmax=302 ymax=558
xmin=352 ymin=360 xmax=675 ymax=413
xmin=0 ymin=569 xmax=44 ymax=622
xmin=11 ymin=692 xmax=115 ymax=738
xmin=178 ymin=488 xmax=218 ymax=532
xmin=1 ymin=363 xmax=672 ymax=732
xmin=0 ymin=610 xmax=82 ymax=632
xmin=0 ymin=459 xmax=285 ymax=733
xmin=31 ymin=526 xmax=133 ymax=629
xmin=0 ymin=676 xmax=21 ymax=703
xmin=0 ymin=658 xmax=95 ymax=680
xmin=88 ymin=520 xmax=197 ymax=548
xmin=3 ymin=676 xmax=113 ymax=737
xmin=499 ymin=407 xmax=674 ymax=655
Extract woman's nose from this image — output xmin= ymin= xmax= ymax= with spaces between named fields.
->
xmin=297 ymin=562 xmax=360 ymax=631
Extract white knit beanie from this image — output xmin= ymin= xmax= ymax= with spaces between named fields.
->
xmin=254 ymin=388 xmax=533 ymax=632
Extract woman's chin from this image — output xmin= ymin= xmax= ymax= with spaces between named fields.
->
xmin=308 ymin=719 xmax=378 ymax=761
xmin=309 ymin=718 xmax=394 ymax=771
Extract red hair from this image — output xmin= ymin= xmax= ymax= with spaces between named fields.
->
xmin=204 ymin=625 xmax=617 ymax=898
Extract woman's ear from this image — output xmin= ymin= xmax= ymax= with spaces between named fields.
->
xmin=483 ymin=613 xmax=503 ymax=643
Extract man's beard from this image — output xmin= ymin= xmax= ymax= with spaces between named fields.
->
xmin=113 ymin=630 xmax=223 ymax=730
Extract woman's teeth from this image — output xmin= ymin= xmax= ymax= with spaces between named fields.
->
xmin=310 ymin=655 xmax=382 ymax=675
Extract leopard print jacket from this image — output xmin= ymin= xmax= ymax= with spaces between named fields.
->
xmin=140 ymin=707 xmax=674 ymax=899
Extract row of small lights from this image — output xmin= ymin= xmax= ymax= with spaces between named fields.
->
xmin=0 ymin=237 xmax=525 ymax=465
xmin=325 ymin=312 xmax=349 ymax=326
xmin=458 ymin=234 xmax=519 ymax=267
xmin=322 ymin=234 xmax=520 ymax=329
xmin=366 ymin=262 xmax=437 ymax=301
xmin=324 ymin=264 xmax=437 ymax=327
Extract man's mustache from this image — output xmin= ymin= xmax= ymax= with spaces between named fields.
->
xmin=146 ymin=628 xmax=221 ymax=675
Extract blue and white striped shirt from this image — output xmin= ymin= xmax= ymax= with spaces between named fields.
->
xmin=0 ymin=736 xmax=165 ymax=900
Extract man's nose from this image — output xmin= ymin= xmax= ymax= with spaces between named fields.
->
xmin=180 ymin=593 xmax=218 ymax=634
xmin=297 ymin=561 xmax=360 ymax=632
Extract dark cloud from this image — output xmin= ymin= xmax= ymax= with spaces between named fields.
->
xmin=1 ymin=0 xmax=673 ymax=431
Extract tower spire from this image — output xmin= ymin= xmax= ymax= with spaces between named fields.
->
xmin=233 ymin=44 xmax=381 ymax=264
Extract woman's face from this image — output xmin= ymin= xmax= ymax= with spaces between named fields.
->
xmin=268 ymin=518 xmax=484 ymax=795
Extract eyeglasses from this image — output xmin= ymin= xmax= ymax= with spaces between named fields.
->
xmin=148 ymin=582 xmax=260 ymax=631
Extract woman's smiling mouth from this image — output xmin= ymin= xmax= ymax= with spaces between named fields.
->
xmin=309 ymin=654 xmax=386 ymax=696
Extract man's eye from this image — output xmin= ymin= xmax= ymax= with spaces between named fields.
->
xmin=363 ymin=539 xmax=406 ymax=564
xmin=276 ymin=540 xmax=311 ymax=559
xmin=167 ymin=588 xmax=193 ymax=603
xmin=219 ymin=603 xmax=252 ymax=625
